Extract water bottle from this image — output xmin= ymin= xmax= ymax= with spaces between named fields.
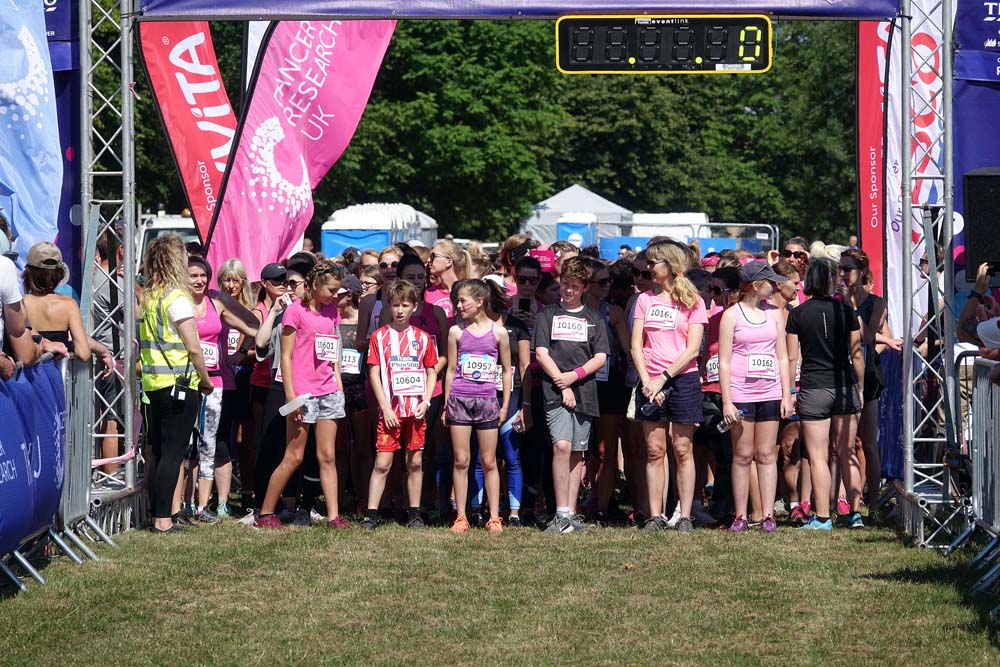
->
xmin=717 ymin=408 xmax=749 ymax=433
xmin=640 ymin=385 xmax=674 ymax=417
xmin=279 ymin=393 xmax=312 ymax=416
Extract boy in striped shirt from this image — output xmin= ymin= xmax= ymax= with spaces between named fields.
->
xmin=362 ymin=281 xmax=439 ymax=530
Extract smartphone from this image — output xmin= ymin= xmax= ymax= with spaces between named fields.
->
xmin=518 ymin=298 xmax=532 ymax=313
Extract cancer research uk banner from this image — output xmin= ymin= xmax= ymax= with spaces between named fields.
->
xmin=0 ymin=1 xmax=63 ymax=266
xmin=207 ymin=20 xmax=395 ymax=281
xmin=139 ymin=21 xmax=238 ymax=244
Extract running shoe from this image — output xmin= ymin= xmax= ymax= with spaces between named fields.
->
xmin=254 ymin=513 xmax=283 ymax=529
xmin=485 ymin=517 xmax=504 ymax=533
xmin=789 ymin=505 xmax=808 ymax=523
xmin=666 ymin=503 xmax=682 ymax=528
xmin=847 ymin=512 xmax=865 ymax=529
xmin=216 ymin=503 xmax=233 ymax=519
xmin=506 ymin=515 xmax=523 ymax=528
xmin=359 ymin=516 xmax=378 ymax=531
xmin=675 ymin=517 xmax=695 ymax=533
xmin=196 ymin=507 xmax=221 ymax=524
xmin=149 ymin=524 xmax=184 ymax=534
xmin=406 ymin=514 xmax=426 ymax=529
xmin=543 ymin=515 xmax=572 ymax=533
xmin=748 ymin=518 xmax=762 ymax=529
xmin=237 ymin=508 xmax=258 ymax=526
xmin=800 ymin=500 xmax=811 ymax=516
xmin=761 ymin=515 xmax=778 ymax=533
xmin=451 ymin=515 xmax=471 ymax=534
xmin=570 ymin=514 xmax=591 ymax=533
xmin=328 ymin=516 xmax=351 ymax=529
xmin=798 ymin=517 xmax=833 ymax=531
xmin=292 ymin=509 xmax=312 ymax=527
xmin=310 ymin=509 xmax=326 ymax=523
xmin=627 ymin=510 xmax=648 ymax=527
xmin=773 ymin=499 xmax=788 ymax=517
xmin=276 ymin=507 xmax=297 ymax=524
xmin=470 ymin=510 xmax=485 ymax=528
xmin=172 ymin=511 xmax=195 ymax=526
xmin=691 ymin=501 xmax=719 ymax=527
xmin=836 ymin=497 xmax=850 ymax=517
xmin=640 ymin=516 xmax=669 ymax=532
xmin=728 ymin=516 xmax=749 ymax=532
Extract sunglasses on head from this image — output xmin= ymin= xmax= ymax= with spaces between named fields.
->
xmin=379 ymin=261 xmax=399 ymax=270
xmin=632 ymin=267 xmax=653 ymax=280
xmin=515 ymin=275 xmax=540 ymax=285
xmin=781 ymin=249 xmax=808 ymax=259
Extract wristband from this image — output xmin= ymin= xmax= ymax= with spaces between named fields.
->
xmin=574 ymin=367 xmax=587 ymax=381
xmin=971 ymin=289 xmax=985 ymax=303
xmin=661 ymin=369 xmax=673 ymax=382
xmin=789 ymin=387 xmax=797 ymax=395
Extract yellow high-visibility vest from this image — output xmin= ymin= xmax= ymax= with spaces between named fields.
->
xmin=140 ymin=288 xmax=196 ymax=393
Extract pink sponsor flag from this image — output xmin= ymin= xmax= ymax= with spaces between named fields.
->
xmin=207 ymin=20 xmax=395 ymax=280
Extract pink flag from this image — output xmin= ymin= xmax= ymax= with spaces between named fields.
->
xmin=207 ymin=20 xmax=395 ymax=280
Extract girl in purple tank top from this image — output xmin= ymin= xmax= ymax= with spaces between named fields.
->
xmin=718 ymin=261 xmax=794 ymax=534
xmin=444 ymin=279 xmax=512 ymax=534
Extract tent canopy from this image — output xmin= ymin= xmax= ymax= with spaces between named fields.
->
xmin=141 ymin=0 xmax=901 ymax=20
xmin=522 ymin=184 xmax=632 ymax=244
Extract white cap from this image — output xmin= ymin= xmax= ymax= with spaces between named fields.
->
xmin=977 ymin=317 xmax=1000 ymax=349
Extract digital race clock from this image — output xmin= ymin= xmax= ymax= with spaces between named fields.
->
xmin=556 ymin=15 xmax=772 ymax=75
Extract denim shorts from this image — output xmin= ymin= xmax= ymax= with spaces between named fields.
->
xmin=635 ymin=372 xmax=704 ymax=424
xmin=301 ymin=391 xmax=346 ymax=424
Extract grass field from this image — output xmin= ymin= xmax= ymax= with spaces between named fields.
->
xmin=2 ymin=522 xmax=999 ymax=666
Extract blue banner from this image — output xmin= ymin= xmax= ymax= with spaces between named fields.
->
xmin=44 ymin=0 xmax=78 ymax=43
xmin=141 ymin=0 xmax=900 ymax=20
xmin=956 ymin=0 xmax=1000 ymax=52
xmin=0 ymin=3 xmax=63 ymax=266
xmin=556 ymin=222 xmax=595 ymax=248
xmin=0 ymin=361 xmax=66 ymax=558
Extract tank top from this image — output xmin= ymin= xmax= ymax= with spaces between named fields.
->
xmin=451 ymin=324 xmax=499 ymax=398
xmin=411 ymin=302 xmax=444 ymax=396
xmin=195 ymin=296 xmax=224 ymax=389
xmin=729 ymin=304 xmax=782 ymax=402
xmin=250 ymin=301 xmax=272 ymax=388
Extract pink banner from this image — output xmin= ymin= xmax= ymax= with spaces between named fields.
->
xmin=207 ymin=20 xmax=395 ymax=280
xmin=856 ymin=21 xmax=887 ymax=297
xmin=138 ymin=21 xmax=238 ymax=243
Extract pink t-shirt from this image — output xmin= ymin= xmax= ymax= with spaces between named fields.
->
xmin=634 ymin=290 xmax=708 ymax=376
xmin=728 ymin=304 xmax=783 ymax=402
xmin=282 ymin=300 xmax=342 ymax=397
xmin=424 ymin=287 xmax=454 ymax=323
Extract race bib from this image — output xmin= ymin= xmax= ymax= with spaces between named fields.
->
xmin=201 ymin=342 xmax=219 ymax=369
xmin=747 ymin=354 xmax=777 ymax=379
xmin=341 ymin=348 xmax=362 ymax=375
xmin=644 ymin=303 xmax=679 ymax=330
xmin=392 ymin=370 xmax=425 ymax=396
xmin=551 ymin=315 xmax=588 ymax=342
xmin=795 ymin=361 xmax=801 ymax=384
xmin=314 ymin=334 xmax=340 ymax=363
xmin=706 ymin=354 xmax=720 ymax=383
xmin=461 ymin=353 xmax=496 ymax=383
xmin=227 ymin=329 xmax=241 ymax=356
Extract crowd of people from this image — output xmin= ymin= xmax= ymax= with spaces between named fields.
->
xmin=124 ymin=229 xmax=916 ymax=536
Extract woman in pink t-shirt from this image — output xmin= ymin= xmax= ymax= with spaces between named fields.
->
xmin=631 ymin=241 xmax=708 ymax=533
xmin=425 ymin=239 xmax=470 ymax=323
xmin=719 ymin=261 xmax=794 ymax=533
xmin=256 ymin=260 xmax=349 ymax=529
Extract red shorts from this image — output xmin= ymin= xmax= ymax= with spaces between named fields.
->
xmin=376 ymin=416 xmax=427 ymax=453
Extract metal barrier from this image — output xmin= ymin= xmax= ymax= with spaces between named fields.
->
xmin=965 ymin=359 xmax=1000 ymax=618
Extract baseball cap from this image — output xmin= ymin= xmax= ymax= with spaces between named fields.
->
xmin=260 ymin=263 xmax=287 ymax=281
xmin=740 ymin=260 xmax=787 ymax=284
xmin=977 ymin=317 xmax=1000 ymax=349
xmin=286 ymin=251 xmax=316 ymax=276
xmin=338 ymin=274 xmax=363 ymax=297
xmin=27 ymin=242 xmax=68 ymax=276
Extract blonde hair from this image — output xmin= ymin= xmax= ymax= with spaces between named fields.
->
xmin=217 ymin=258 xmax=253 ymax=308
xmin=465 ymin=240 xmax=484 ymax=257
xmin=141 ymin=234 xmax=189 ymax=308
xmin=360 ymin=249 xmax=380 ymax=264
xmin=378 ymin=245 xmax=403 ymax=262
xmin=499 ymin=233 xmax=531 ymax=267
xmin=645 ymin=241 xmax=699 ymax=308
xmin=360 ymin=264 xmax=383 ymax=286
xmin=433 ymin=239 xmax=472 ymax=281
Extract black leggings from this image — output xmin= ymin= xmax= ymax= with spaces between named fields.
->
xmin=145 ymin=386 xmax=201 ymax=519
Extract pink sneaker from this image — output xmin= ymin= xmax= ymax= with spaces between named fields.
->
xmin=836 ymin=498 xmax=850 ymax=516
xmin=790 ymin=506 xmax=808 ymax=523
xmin=801 ymin=500 xmax=811 ymax=515
xmin=254 ymin=513 xmax=283 ymax=529
xmin=328 ymin=516 xmax=351 ymax=529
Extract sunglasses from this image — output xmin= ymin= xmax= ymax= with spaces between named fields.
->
xmin=266 ymin=278 xmax=287 ymax=286
xmin=839 ymin=264 xmax=859 ymax=273
xmin=705 ymin=285 xmax=723 ymax=295
xmin=379 ymin=261 xmax=399 ymax=270
xmin=361 ymin=280 xmax=380 ymax=288
xmin=632 ymin=268 xmax=653 ymax=280
xmin=286 ymin=278 xmax=305 ymax=288
xmin=593 ymin=278 xmax=611 ymax=287
xmin=515 ymin=275 xmax=540 ymax=285
xmin=781 ymin=250 xmax=808 ymax=259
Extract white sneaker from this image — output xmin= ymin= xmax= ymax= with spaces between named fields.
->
xmin=691 ymin=500 xmax=718 ymax=526
xmin=310 ymin=509 xmax=326 ymax=522
xmin=773 ymin=499 xmax=789 ymax=517
xmin=666 ymin=502 xmax=682 ymax=528
xmin=237 ymin=508 xmax=257 ymax=526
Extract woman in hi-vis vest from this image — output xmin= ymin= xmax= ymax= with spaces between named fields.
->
xmin=139 ymin=235 xmax=214 ymax=534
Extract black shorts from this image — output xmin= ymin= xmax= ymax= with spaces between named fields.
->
xmin=733 ymin=399 xmax=782 ymax=423
xmin=797 ymin=386 xmax=862 ymax=421
xmin=635 ymin=372 xmax=704 ymax=425
xmin=343 ymin=380 xmax=367 ymax=413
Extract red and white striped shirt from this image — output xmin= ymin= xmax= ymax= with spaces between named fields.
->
xmin=367 ymin=325 xmax=439 ymax=418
